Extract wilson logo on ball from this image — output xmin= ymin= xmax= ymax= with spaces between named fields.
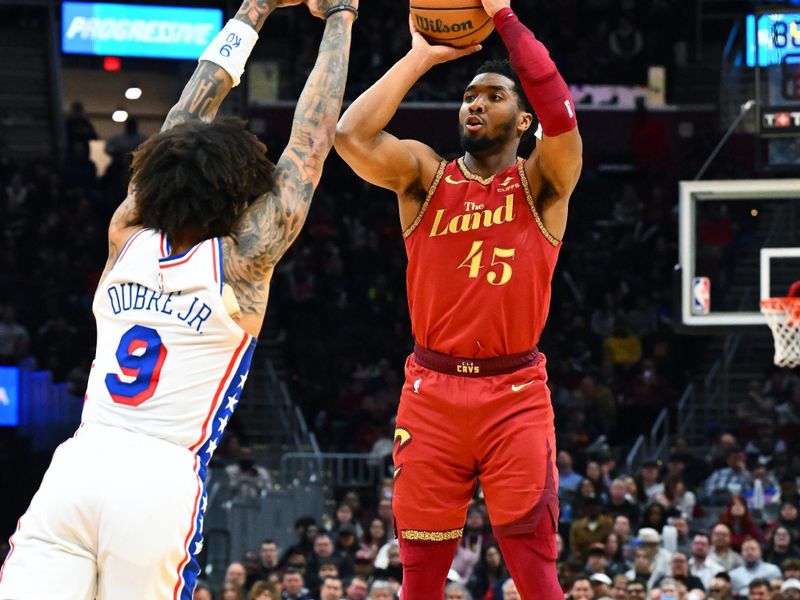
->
xmin=414 ymin=15 xmax=475 ymax=34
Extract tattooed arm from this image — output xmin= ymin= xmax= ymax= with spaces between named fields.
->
xmin=222 ymin=6 xmax=356 ymax=333
xmin=161 ymin=0 xmax=295 ymax=132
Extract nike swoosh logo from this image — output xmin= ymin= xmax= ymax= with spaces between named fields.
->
xmin=512 ymin=381 xmax=535 ymax=392
xmin=445 ymin=175 xmax=470 ymax=185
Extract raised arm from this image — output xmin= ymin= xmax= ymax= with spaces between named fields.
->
xmin=335 ymin=22 xmax=480 ymax=197
xmin=222 ymin=1 xmax=357 ymax=322
xmin=105 ymin=0 xmax=292 ymax=267
xmin=484 ymin=0 xmax=582 ymax=240
xmin=161 ymin=0 xmax=292 ymax=131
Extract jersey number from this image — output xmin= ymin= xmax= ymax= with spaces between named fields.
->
xmin=458 ymin=241 xmax=516 ymax=286
xmin=105 ymin=325 xmax=168 ymax=407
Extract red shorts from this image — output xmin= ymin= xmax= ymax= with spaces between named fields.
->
xmin=392 ymin=348 xmax=559 ymax=545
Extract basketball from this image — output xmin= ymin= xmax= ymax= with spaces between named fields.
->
xmin=409 ymin=0 xmax=494 ymax=47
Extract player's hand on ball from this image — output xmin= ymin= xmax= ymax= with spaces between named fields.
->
xmin=479 ymin=0 xmax=510 ymax=17
xmin=306 ymin=0 xmax=358 ymax=19
xmin=409 ymin=16 xmax=481 ymax=65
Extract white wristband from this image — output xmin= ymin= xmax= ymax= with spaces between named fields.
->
xmin=198 ymin=19 xmax=258 ymax=87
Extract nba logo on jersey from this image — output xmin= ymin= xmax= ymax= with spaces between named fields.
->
xmin=692 ymin=277 xmax=711 ymax=315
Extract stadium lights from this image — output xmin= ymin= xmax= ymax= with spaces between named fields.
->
xmin=112 ymin=109 xmax=128 ymax=123
xmin=125 ymin=87 xmax=142 ymax=100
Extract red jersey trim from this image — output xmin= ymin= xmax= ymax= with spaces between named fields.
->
xmin=517 ymin=160 xmax=561 ymax=247
xmin=456 ymin=157 xmax=494 ymax=185
xmin=403 ymin=159 xmax=447 ymax=239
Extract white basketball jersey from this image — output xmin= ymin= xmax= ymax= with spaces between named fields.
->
xmin=82 ymin=229 xmax=256 ymax=470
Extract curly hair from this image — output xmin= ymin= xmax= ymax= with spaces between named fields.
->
xmin=130 ymin=117 xmax=274 ymax=242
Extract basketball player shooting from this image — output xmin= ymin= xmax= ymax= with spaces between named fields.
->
xmin=335 ymin=0 xmax=581 ymax=597
xmin=0 ymin=0 xmax=356 ymax=597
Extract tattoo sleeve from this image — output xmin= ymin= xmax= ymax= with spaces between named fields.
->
xmin=223 ymin=13 xmax=355 ymax=317
xmin=160 ymin=0 xmax=276 ymax=132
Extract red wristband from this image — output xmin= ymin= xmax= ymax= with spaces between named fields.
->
xmin=492 ymin=8 xmax=577 ymax=137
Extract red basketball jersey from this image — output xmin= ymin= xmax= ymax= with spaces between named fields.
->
xmin=404 ymin=157 xmax=561 ymax=358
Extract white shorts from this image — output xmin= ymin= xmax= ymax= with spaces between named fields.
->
xmin=0 ymin=423 xmax=206 ymax=600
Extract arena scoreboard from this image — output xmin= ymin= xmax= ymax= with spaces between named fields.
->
xmin=747 ymin=12 xmax=800 ymax=67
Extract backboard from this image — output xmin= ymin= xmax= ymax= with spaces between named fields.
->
xmin=678 ymin=179 xmax=800 ymax=331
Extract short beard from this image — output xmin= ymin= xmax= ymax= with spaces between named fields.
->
xmin=460 ymin=130 xmax=500 ymax=154
xmin=458 ymin=118 xmax=516 ymax=155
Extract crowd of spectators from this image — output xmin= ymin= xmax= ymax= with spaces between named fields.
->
xmin=262 ymin=0 xmax=689 ymax=104
xmin=199 ymin=413 xmax=800 ymax=599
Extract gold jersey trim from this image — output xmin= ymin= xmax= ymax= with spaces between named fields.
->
xmin=517 ymin=159 xmax=560 ymax=247
xmin=400 ymin=528 xmax=463 ymax=542
xmin=403 ymin=159 xmax=447 ymax=239
xmin=456 ymin=157 xmax=494 ymax=185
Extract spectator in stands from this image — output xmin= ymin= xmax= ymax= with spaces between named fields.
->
xmin=766 ymin=526 xmax=800 ymax=566
xmin=776 ymin=477 xmax=800 ymax=508
xmin=625 ymin=548 xmax=653 ymax=584
xmin=221 ymin=582 xmax=245 ymax=600
xmin=607 ymin=478 xmax=641 ymax=527
xmin=777 ymin=503 xmax=800 ymax=542
xmin=65 ymin=101 xmax=97 ymax=157
xmin=610 ymin=574 xmax=628 ymax=600
xmin=636 ymin=528 xmax=672 ymax=577
xmin=637 ymin=461 xmax=664 ymax=503
xmin=258 ymin=540 xmax=281 ymax=581
xmin=468 ymin=542 xmax=509 ymax=599
xmin=747 ymin=578 xmax=772 ymax=600
xmin=651 ymin=552 xmax=705 ymax=594
xmin=708 ymin=574 xmax=734 ymax=600
xmin=586 ymin=542 xmax=610 ymax=577
xmin=642 ymin=503 xmax=670 ymax=534
xmin=282 ymin=568 xmax=312 ymax=600
xmin=569 ymin=576 xmax=595 ymax=599
xmin=226 ymin=562 xmax=247 ymax=589
xmin=559 ymin=450 xmax=585 ymax=497
xmin=603 ymin=533 xmax=628 ymax=577
xmin=333 ymin=503 xmax=363 ymax=540
xmin=729 ymin=539 xmax=783 ymax=597
xmin=710 ymin=523 xmax=744 ymax=572
xmin=308 ymin=532 xmax=353 ymax=587
xmin=345 ymin=576 xmax=368 ymax=600
xmin=663 ymin=475 xmax=696 ymax=522
xmin=319 ymin=576 xmax=343 ymax=600
xmin=782 ymin=579 xmax=800 ymax=600
xmin=571 ymin=497 xmax=614 ymax=561
xmin=706 ymin=449 xmax=753 ymax=499
xmin=589 ymin=573 xmax=613 ymax=599
xmin=0 ymin=305 xmax=29 ymax=365
xmin=336 ymin=525 xmax=359 ymax=558
xmin=624 ymin=580 xmax=647 ymax=599
xmin=105 ymin=117 xmax=147 ymax=163
xmin=612 ymin=515 xmax=633 ymax=546
xmin=226 ymin=447 xmax=272 ymax=498
xmin=444 ymin=581 xmax=472 ymax=600
xmin=689 ymin=534 xmax=725 ymax=591
xmin=367 ymin=580 xmax=393 ymax=600
xmin=453 ymin=505 xmax=493 ymax=582
xmin=195 ymin=580 xmax=215 ymax=600
xmin=282 ymin=517 xmax=319 ymax=564
xmin=783 ymin=558 xmax=800 ymax=580
xmin=361 ymin=518 xmax=388 ymax=560
xmin=501 ymin=578 xmax=520 ymax=600
xmin=249 ymin=581 xmax=279 ymax=600
xmin=602 ymin=319 xmax=642 ymax=370
xmin=371 ymin=542 xmax=401 ymax=584
xmin=720 ymin=497 xmax=764 ymax=551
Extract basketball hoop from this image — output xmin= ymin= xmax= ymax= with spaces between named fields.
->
xmin=761 ymin=281 xmax=800 ymax=368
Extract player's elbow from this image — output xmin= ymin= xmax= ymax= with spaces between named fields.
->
xmin=334 ymin=120 xmax=358 ymax=151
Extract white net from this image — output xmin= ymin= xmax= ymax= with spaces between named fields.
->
xmin=760 ymin=298 xmax=800 ymax=368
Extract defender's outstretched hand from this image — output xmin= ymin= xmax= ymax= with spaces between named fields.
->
xmin=479 ymin=0 xmax=510 ymax=17
xmin=408 ymin=16 xmax=481 ymax=66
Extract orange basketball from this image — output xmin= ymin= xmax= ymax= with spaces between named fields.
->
xmin=409 ymin=0 xmax=494 ymax=48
